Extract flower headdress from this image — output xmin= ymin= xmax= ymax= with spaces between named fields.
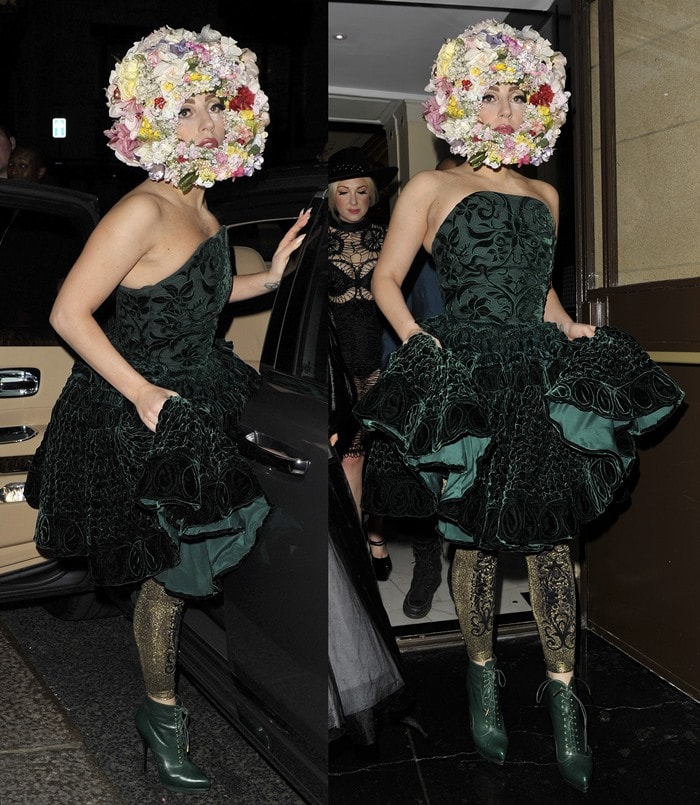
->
xmin=423 ymin=20 xmax=569 ymax=168
xmin=104 ymin=25 xmax=269 ymax=192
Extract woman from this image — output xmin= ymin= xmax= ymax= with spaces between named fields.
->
xmin=24 ymin=25 xmax=308 ymax=793
xmin=354 ymin=20 xmax=684 ymax=793
xmin=328 ymin=147 xmax=397 ymax=580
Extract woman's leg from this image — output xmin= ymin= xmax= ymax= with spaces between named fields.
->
xmin=342 ymin=451 xmax=390 ymax=580
xmin=527 ymin=544 xmax=592 ymax=793
xmin=525 ymin=543 xmax=577 ymax=677
xmin=451 ymin=548 xmax=507 ymax=763
xmin=452 ymin=548 xmax=498 ymax=662
xmin=133 ymin=578 xmax=184 ymax=703
xmin=132 ymin=578 xmax=210 ymax=792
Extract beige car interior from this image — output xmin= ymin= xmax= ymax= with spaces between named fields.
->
xmin=224 ymin=244 xmax=273 ymax=373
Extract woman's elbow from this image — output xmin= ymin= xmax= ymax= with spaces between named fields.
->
xmin=49 ymin=298 xmax=73 ymax=337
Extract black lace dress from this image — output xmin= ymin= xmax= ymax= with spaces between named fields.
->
xmin=25 ymin=228 xmax=270 ymax=597
xmin=328 ymin=218 xmax=387 ymax=457
xmin=355 ymin=192 xmax=685 ymax=552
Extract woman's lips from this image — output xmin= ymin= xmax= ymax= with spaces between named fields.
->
xmin=198 ymin=138 xmax=219 ymax=148
xmin=494 ymin=125 xmax=514 ymax=135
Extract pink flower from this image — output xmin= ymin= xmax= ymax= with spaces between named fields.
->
xmin=104 ymin=122 xmax=139 ymax=162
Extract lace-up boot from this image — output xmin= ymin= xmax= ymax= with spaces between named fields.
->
xmin=402 ymin=538 xmax=442 ymax=618
xmin=466 ymin=658 xmax=508 ymax=764
xmin=135 ymin=696 xmax=211 ymax=792
xmin=537 ymin=678 xmax=593 ymax=793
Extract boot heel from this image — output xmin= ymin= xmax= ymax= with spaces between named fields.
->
xmin=466 ymin=658 xmax=508 ymax=764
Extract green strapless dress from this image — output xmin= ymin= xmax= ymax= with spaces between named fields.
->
xmin=355 ymin=192 xmax=685 ymax=552
xmin=25 ymin=228 xmax=270 ymax=597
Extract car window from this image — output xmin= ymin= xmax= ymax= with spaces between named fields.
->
xmin=0 ymin=185 xmax=99 ymax=347
xmin=226 ymin=219 xmax=296 ymax=264
xmin=259 ymin=190 xmax=327 ymax=387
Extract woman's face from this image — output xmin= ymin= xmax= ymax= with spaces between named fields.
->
xmin=477 ymin=84 xmax=526 ymax=134
xmin=334 ymin=177 xmax=372 ymax=224
xmin=176 ymin=93 xmax=226 ymax=149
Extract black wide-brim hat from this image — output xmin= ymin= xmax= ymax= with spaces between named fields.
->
xmin=328 ymin=146 xmax=398 ymax=190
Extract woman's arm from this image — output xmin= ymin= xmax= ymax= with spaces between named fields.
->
xmin=49 ymin=195 xmax=177 ymax=431
xmin=228 ymin=208 xmax=310 ymax=302
xmin=544 ymin=288 xmax=596 ymax=339
xmin=371 ymin=175 xmax=435 ymax=343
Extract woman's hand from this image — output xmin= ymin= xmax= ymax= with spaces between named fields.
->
xmin=267 ymin=208 xmax=311 ymax=282
xmin=132 ymin=383 xmax=179 ymax=433
xmin=402 ymin=326 xmax=442 ymax=348
xmin=560 ymin=321 xmax=596 ymax=340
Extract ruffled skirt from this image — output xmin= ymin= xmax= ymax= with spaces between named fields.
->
xmin=355 ymin=320 xmax=684 ymax=552
xmin=25 ymin=340 xmax=269 ymax=597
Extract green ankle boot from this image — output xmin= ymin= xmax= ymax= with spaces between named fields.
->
xmin=135 ymin=696 xmax=211 ymax=793
xmin=466 ymin=658 xmax=508 ymax=764
xmin=537 ymin=678 xmax=593 ymax=793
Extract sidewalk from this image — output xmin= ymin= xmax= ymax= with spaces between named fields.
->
xmin=0 ymin=619 xmax=123 ymax=805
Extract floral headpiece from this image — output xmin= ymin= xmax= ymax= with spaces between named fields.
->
xmin=104 ymin=25 xmax=269 ymax=192
xmin=423 ymin=20 xmax=569 ymax=168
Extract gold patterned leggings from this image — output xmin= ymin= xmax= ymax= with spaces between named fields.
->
xmin=451 ymin=543 xmax=577 ymax=674
xmin=132 ymin=578 xmax=185 ymax=700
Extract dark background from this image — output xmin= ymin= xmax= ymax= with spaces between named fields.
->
xmin=0 ymin=0 xmax=327 ymax=200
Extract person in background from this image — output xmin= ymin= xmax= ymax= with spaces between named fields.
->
xmin=380 ymin=153 xmax=465 ymax=620
xmin=0 ymin=123 xmax=16 ymax=178
xmin=328 ymin=306 xmax=417 ymax=751
xmin=355 ymin=20 xmax=684 ymax=793
xmin=328 ymin=146 xmax=398 ymax=581
xmin=7 ymin=144 xmax=47 ymax=183
xmin=24 ymin=25 xmax=308 ymax=794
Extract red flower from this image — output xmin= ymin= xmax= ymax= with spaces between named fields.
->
xmin=529 ymin=84 xmax=554 ymax=106
xmin=154 ymin=97 xmax=166 ymax=110
xmin=461 ymin=79 xmax=472 ymax=91
xmin=229 ymin=87 xmax=255 ymax=112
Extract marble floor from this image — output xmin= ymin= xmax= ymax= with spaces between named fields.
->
xmin=329 ymin=629 xmax=700 ymax=803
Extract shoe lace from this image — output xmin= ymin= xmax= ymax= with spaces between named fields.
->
xmin=482 ymin=665 xmax=506 ymax=727
xmin=536 ymin=678 xmax=589 ymax=752
xmin=410 ymin=545 xmax=441 ymax=588
xmin=175 ymin=705 xmax=191 ymax=757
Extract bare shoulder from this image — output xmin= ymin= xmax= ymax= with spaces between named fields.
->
xmin=102 ymin=183 xmax=166 ymax=237
xmin=523 ymin=176 xmax=558 ymax=208
xmin=400 ymin=169 xmax=444 ymax=200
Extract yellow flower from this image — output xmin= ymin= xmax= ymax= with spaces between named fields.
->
xmin=162 ymin=81 xmax=174 ymax=92
xmin=493 ymin=62 xmax=507 ymax=72
xmin=138 ymin=118 xmax=161 ymax=141
xmin=446 ymin=97 xmax=464 ymax=119
xmin=436 ymin=41 xmax=456 ymax=76
xmin=117 ymin=56 xmax=142 ymax=101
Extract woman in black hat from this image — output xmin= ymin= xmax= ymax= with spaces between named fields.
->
xmin=327 ymin=146 xmax=397 ymax=580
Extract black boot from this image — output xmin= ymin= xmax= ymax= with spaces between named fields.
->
xmin=537 ymin=677 xmax=593 ymax=793
xmin=466 ymin=658 xmax=508 ymax=764
xmin=135 ymin=696 xmax=211 ymax=793
xmin=403 ymin=538 xmax=442 ymax=618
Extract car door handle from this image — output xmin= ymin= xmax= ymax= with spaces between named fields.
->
xmin=236 ymin=428 xmax=310 ymax=477
xmin=0 ymin=369 xmax=40 ymax=397
xmin=0 ymin=425 xmax=38 ymax=444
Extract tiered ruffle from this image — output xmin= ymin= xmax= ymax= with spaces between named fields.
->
xmin=356 ymin=323 xmax=684 ymax=551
